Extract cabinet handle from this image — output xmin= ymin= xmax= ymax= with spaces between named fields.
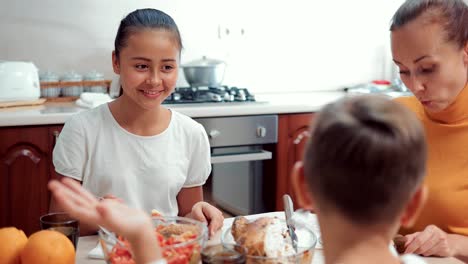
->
xmin=293 ymin=131 xmax=310 ymax=145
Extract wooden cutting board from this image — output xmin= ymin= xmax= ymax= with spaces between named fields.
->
xmin=0 ymin=98 xmax=46 ymax=108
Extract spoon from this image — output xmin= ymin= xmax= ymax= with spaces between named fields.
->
xmin=99 ymin=226 xmax=126 ymax=247
xmin=283 ymin=194 xmax=299 ymax=253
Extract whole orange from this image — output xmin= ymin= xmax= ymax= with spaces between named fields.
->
xmin=20 ymin=230 xmax=75 ymax=264
xmin=0 ymin=227 xmax=28 ymax=264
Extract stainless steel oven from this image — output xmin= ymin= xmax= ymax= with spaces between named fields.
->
xmin=195 ymin=115 xmax=278 ymax=215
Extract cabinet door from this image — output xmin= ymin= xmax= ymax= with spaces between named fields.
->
xmin=0 ymin=126 xmax=51 ymax=235
xmin=287 ymin=114 xmax=313 ymax=198
xmin=275 ymin=113 xmax=315 ymax=211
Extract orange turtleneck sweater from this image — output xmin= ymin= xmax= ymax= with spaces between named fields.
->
xmin=395 ymin=84 xmax=468 ymax=236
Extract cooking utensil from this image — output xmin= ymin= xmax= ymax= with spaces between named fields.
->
xmin=181 ymin=56 xmax=226 ymax=87
xmin=99 ymin=226 xmax=126 ymax=247
xmin=283 ymin=194 xmax=299 ymax=253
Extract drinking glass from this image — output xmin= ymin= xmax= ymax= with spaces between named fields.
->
xmin=40 ymin=212 xmax=79 ymax=248
xmin=201 ymin=243 xmax=246 ymax=264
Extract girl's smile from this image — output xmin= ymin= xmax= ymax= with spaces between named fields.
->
xmin=140 ymin=89 xmax=165 ymax=99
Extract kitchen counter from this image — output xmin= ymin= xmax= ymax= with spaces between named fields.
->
xmin=0 ymin=91 xmax=345 ymax=127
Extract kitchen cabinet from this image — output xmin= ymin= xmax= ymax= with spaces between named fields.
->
xmin=273 ymin=113 xmax=315 ymax=211
xmin=0 ymin=125 xmax=62 ymax=235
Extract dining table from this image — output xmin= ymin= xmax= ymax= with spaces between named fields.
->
xmin=74 ymin=212 xmax=463 ymax=264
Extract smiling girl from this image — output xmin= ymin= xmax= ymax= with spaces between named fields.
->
xmin=50 ymin=8 xmax=223 ymax=236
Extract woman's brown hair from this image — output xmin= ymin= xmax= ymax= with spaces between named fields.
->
xmin=390 ymin=0 xmax=467 ymax=49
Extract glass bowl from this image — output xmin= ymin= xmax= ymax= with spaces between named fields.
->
xmin=99 ymin=216 xmax=208 ymax=264
xmin=221 ymin=219 xmax=317 ymax=264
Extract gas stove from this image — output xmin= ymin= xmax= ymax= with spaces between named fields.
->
xmin=163 ymin=86 xmax=256 ymax=104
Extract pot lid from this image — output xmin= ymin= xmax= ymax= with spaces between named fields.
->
xmin=182 ymin=56 xmax=225 ymax=67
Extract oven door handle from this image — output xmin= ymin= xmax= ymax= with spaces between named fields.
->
xmin=210 ymin=150 xmax=272 ymax=164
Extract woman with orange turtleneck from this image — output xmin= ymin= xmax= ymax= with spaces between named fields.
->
xmin=390 ymin=0 xmax=468 ymax=260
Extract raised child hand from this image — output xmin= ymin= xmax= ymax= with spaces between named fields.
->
xmin=48 ymin=178 xmax=161 ymax=263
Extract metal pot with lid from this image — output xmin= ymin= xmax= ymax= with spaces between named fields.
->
xmin=182 ymin=56 xmax=226 ymax=87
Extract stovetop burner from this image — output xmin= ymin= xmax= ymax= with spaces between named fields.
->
xmin=163 ymin=86 xmax=255 ymax=104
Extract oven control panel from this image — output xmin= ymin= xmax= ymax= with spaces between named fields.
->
xmin=195 ymin=115 xmax=278 ymax=148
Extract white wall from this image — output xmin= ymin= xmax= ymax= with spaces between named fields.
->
xmin=0 ymin=0 xmax=403 ymax=93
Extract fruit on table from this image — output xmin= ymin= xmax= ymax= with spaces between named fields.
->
xmin=0 ymin=227 xmax=28 ymax=264
xmin=20 ymin=230 xmax=75 ymax=264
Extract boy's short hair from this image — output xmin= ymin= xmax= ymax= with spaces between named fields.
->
xmin=303 ymin=95 xmax=427 ymax=225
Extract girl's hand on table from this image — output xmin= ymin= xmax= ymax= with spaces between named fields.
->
xmin=187 ymin=201 xmax=224 ymax=236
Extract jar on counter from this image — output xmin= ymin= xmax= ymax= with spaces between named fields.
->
xmin=39 ymin=71 xmax=61 ymax=98
xmin=84 ymin=70 xmax=106 ymax=93
xmin=61 ymin=71 xmax=83 ymax=97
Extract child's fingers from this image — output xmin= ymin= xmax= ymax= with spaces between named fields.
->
xmin=97 ymin=200 xmax=131 ymax=222
xmin=103 ymin=194 xmax=124 ymax=203
xmin=57 ymin=180 xmax=95 ymax=209
xmin=190 ymin=204 xmax=208 ymax=224
xmin=49 ymin=180 xmax=83 ymax=208
xmin=208 ymin=215 xmax=223 ymax=236
xmin=48 ymin=179 xmax=62 ymax=194
xmin=95 ymin=201 xmax=115 ymax=226
xmin=61 ymin=177 xmax=98 ymax=204
xmin=49 ymin=179 xmax=102 ymax=225
xmin=50 ymin=184 xmax=89 ymax=219
xmin=200 ymin=203 xmax=224 ymax=236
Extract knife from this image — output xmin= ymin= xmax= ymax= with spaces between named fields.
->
xmin=283 ymin=194 xmax=299 ymax=253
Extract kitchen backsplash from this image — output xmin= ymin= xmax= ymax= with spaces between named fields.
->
xmin=0 ymin=0 xmax=403 ymax=93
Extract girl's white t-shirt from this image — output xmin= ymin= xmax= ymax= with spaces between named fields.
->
xmin=53 ymin=104 xmax=211 ymax=216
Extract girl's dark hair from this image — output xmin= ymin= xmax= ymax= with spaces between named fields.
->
xmin=114 ymin=8 xmax=183 ymax=59
xmin=303 ymin=95 xmax=427 ymax=226
xmin=390 ymin=0 xmax=468 ymax=48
